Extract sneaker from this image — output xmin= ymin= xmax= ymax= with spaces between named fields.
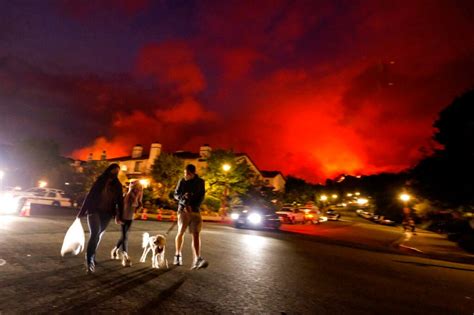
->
xmin=121 ymin=252 xmax=132 ymax=267
xmin=173 ymin=255 xmax=182 ymax=266
xmin=111 ymin=247 xmax=119 ymax=260
xmin=191 ymin=257 xmax=209 ymax=270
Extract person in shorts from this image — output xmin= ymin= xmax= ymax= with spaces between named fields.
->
xmin=173 ymin=164 xmax=208 ymax=269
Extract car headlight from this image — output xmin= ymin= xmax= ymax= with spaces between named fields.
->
xmin=230 ymin=213 xmax=240 ymax=220
xmin=248 ymin=213 xmax=262 ymax=224
xmin=320 ymin=216 xmax=328 ymax=222
xmin=0 ymin=194 xmax=19 ymax=214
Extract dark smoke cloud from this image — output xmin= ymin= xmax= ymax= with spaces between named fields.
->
xmin=1 ymin=0 xmax=474 ymax=182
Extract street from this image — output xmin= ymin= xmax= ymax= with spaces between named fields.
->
xmin=1 ymin=215 xmax=473 ymax=314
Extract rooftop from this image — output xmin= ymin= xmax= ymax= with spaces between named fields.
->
xmin=261 ymin=170 xmax=284 ymax=178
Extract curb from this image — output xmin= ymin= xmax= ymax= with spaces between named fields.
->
xmin=398 ymin=244 xmax=424 ymax=253
xmin=391 ymin=232 xmax=474 ymax=265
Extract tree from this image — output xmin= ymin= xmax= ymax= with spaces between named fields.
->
xmin=12 ymin=138 xmax=64 ymax=187
xmin=202 ymin=150 xmax=253 ymax=204
xmin=413 ymin=89 xmax=474 ymax=209
xmin=81 ymin=160 xmax=109 ymax=191
xmin=434 ymin=89 xmax=474 ymax=157
xmin=283 ymin=176 xmax=322 ymax=204
xmin=150 ymin=152 xmax=184 ymax=200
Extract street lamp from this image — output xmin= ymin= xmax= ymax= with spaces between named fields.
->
xmin=355 ymin=192 xmax=361 ymax=196
xmin=347 ymin=193 xmax=353 ymax=197
xmin=357 ymin=198 xmax=368 ymax=206
xmin=331 ymin=194 xmax=338 ymax=199
xmin=222 ymin=163 xmax=231 ymax=172
xmin=399 ymin=193 xmax=411 ymax=202
xmin=320 ymin=195 xmax=328 ymax=201
xmin=221 ymin=163 xmax=231 ymax=215
xmin=139 ymin=179 xmax=150 ymax=188
xmin=399 ymin=193 xmax=414 ymax=232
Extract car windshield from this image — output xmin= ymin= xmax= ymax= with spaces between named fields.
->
xmin=27 ymin=188 xmax=46 ymax=194
xmin=253 ymin=208 xmax=276 ymax=215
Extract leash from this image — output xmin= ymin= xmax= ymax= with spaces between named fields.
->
xmin=165 ymin=221 xmax=177 ymax=235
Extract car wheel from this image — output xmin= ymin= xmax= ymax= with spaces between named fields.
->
xmin=52 ymin=201 xmax=60 ymax=207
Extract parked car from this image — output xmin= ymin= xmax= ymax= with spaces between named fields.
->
xmin=378 ymin=217 xmax=396 ymax=226
xmin=356 ymin=209 xmax=373 ymax=219
xmin=12 ymin=188 xmax=73 ymax=211
xmin=231 ymin=205 xmax=281 ymax=230
xmin=304 ymin=210 xmax=323 ymax=224
xmin=276 ymin=207 xmax=307 ymax=224
xmin=325 ymin=209 xmax=341 ymax=221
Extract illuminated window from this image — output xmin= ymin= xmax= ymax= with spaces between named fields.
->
xmin=134 ymin=161 xmax=142 ymax=172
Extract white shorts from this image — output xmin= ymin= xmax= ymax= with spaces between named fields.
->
xmin=178 ymin=211 xmax=203 ymax=234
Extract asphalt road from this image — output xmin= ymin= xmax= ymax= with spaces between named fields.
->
xmin=0 ymin=215 xmax=473 ymax=314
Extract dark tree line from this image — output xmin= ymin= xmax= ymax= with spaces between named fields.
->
xmin=411 ymin=89 xmax=474 ymax=210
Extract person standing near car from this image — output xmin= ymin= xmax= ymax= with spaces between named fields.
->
xmin=173 ymin=164 xmax=208 ymax=270
xmin=111 ymin=180 xmax=143 ymax=267
xmin=77 ymin=163 xmax=124 ymax=274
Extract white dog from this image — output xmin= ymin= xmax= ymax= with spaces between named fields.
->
xmin=140 ymin=232 xmax=168 ymax=269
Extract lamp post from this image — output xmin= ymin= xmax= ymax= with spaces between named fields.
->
xmin=399 ymin=193 xmax=411 ymax=204
xmin=399 ymin=193 xmax=412 ymax=216
xmin=399 ymin=193 xmax=413 ymax=232
xmin=221 ymin=163 xmax=231 ymax=215
xmin=320 ymin=194 xmax=328 ymax=210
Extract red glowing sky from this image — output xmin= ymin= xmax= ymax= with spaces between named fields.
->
xmin=1 ymin=1 xmax=474 ymax=182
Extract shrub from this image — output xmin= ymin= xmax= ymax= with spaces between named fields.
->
xmin=202 ymin=196 xmax=221 ymax=212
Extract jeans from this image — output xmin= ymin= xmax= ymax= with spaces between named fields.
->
xmin=86 ymin=212 xmax=113 ymax=265
xmin=116 ymin=220 xmax=133 ymax=252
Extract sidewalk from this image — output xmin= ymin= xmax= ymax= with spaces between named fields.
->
xmin=280 ymin=221 xmax=474 ymax=265
xmin=396 ymin=229 xmax=474 ymax=264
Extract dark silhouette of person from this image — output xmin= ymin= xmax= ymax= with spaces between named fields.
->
xmin=78 ymin=163 xmax=124 ymax=273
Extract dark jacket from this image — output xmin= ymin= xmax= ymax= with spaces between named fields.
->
xmin=174 ymin=175 xmax=205 ymax=212
xmin=79 ymin=178 xmax=124 ymax=218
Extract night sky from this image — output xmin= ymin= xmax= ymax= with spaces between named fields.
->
xmin=1 ymin=0 xmax=473 ymax=182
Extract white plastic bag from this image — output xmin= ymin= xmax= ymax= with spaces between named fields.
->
xmin=61 ymin=218 xmax=85 ymax=257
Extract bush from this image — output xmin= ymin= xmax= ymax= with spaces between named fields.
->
xmin=202 ymin=196 xmax=221 ymax=212
xmin=149 ymin=198 xmax=177 ymax=210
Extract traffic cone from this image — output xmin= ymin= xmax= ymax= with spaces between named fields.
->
xmin=141 ymin=209 xmax=148 ymax=221
xmin=20 ymin=201 xmax=31 ymax=217
xmin=157 ymin=210 xmax=162 ymax=221
xmin=170 ymin=212 xmax=176 ymax=222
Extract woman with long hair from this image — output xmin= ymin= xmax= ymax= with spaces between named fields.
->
xmin=111 ymin=180 xmax=143 ymax=266
xmin=78 ymin=163 xmax=124 ymax=273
